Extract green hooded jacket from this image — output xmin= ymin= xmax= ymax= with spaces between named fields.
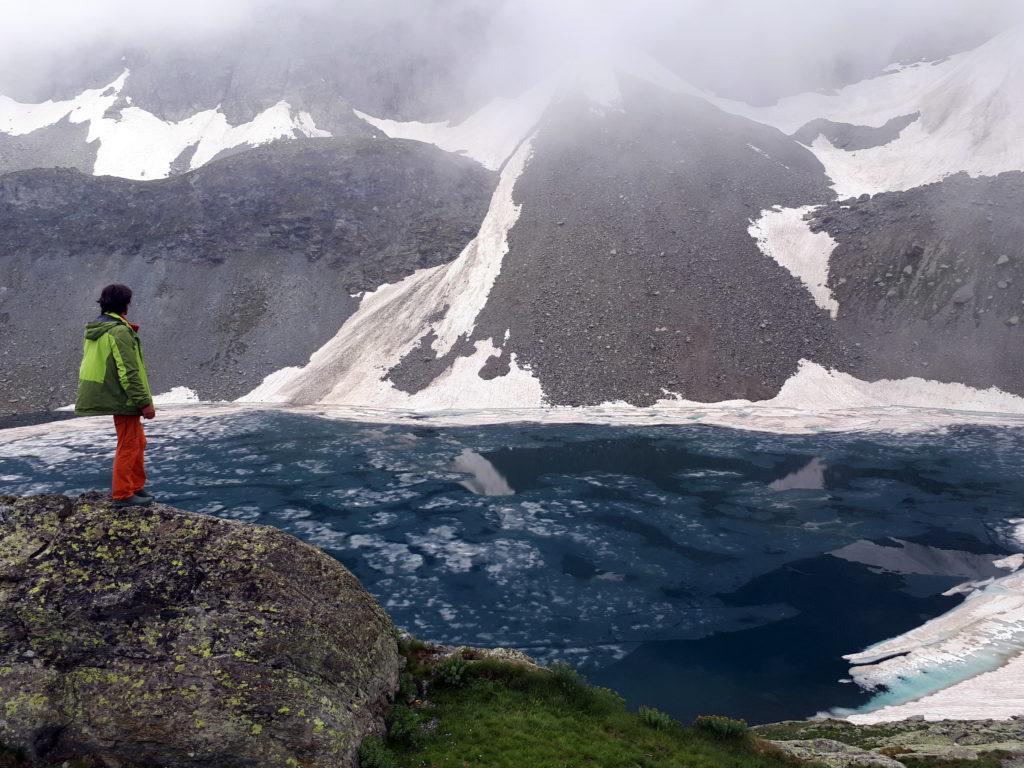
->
xmin=75 ymin=313 xmax=153 ymax=416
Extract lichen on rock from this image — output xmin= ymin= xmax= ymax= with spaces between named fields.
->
xmin=0 ymin=493 xmax=401 ymax=767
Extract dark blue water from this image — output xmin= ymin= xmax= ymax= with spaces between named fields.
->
xmin=3 ymin=411 xmax=1023 ymax=723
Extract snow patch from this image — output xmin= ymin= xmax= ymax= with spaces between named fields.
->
xmin=749 ymin=206 xmax=838 ymax=318
xmin=354 ymin=80 xmax=556 ymax=171
xmin=0 ymin=71 xmax=128 ymax=135
xmin=152 ymin=386 xmax=201 ymax=405
xmin=763 ymin=361 xmax=1024 ymax=413
xmin=55 ymin=385 xmax=200 ymax=411
xmin=1 ymin=71 xmax=331 ymax=180
xmin=294 ymin=359 xmax=1024 ymax=434
xmin=241 ymin=137 xmax=545 ymax=409
xmin=719 ymin=26 xmax=1024 ymax=195
xmin=94 ymin=100 xmax=330 ymax=180
xmin=574 ymin=60 xmax=623 ymax=113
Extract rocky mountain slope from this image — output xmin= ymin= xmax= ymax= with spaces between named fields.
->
xmin=245 ymin=49 xmax=1024 ymax=410
xmin=1 ymin=20 xmax=1023 ymax=416
xmin=0 ymin=137 xmax=493 ymax=414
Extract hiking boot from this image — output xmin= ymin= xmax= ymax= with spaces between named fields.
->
xmin=112 ymin=494 xmax=153 ymax=508
xmin=135 ymin=489 xmax=155 ymax=500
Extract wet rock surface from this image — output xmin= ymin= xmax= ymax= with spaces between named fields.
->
xmin=0 ymin=493 xmax=401 ymax=768
xmin=0 ymin=137 xmax=494 ymax=414
xmin=812 ymin=171 xmax=1024 ymax=396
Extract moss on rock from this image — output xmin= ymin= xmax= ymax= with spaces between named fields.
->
xmin=0 ymin=493 xmax=401 ymax=767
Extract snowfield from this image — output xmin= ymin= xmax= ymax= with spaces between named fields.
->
xmin=0 ymin=70 xmax=331 ymax=180
xmin=720 ymin=25 xmax=1024 ymax=196
xmin=354 ymin=80 xmax=557 ymax=172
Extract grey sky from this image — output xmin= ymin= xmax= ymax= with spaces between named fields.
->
xmin=1 ymin=0 xmax=1022 ymax=105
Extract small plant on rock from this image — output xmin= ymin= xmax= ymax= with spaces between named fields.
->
xmin=436 ymin=654 xmax=469 ymax=688
xmin=638 ymin=705 xmax=674 ymax=730
xmin=693 ymin=714 xmax=748 ymax=739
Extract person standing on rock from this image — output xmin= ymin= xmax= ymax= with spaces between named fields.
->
xmin=75 ymin=284 xmax=157 ymax=507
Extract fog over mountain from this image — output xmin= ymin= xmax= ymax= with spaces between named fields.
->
xmin=1 ymin=0 xmax=1023 ymax=418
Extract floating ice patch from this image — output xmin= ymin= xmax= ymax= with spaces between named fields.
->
xmin=838 ymin=569 xmax=1024 ymax=722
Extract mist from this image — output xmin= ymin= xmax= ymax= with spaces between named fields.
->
xmin=2 ymin=0 xmax=1023 ymax=110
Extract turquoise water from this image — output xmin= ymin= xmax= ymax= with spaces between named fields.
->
xmin=2 ymin=412 xmax=1023 ymax=723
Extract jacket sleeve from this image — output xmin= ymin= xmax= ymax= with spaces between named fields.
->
xmin=108 ymin=326 xmax=153 ymax=408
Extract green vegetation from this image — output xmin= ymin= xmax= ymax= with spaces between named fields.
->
xmin=435 ymin=654 xmax=469 ymax=688
xmin=365 ymin=646 xmax=796 ymax=768
xmin=695 ymin=715 xmax=750 ymax=739
xmin=754 ymin=720 xmax=901 ymax=750
xmin=638 ymin=705 xmax=676 ymax=731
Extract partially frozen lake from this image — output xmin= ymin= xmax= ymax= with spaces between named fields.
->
xmin=3 ymin=409 xmax=1023 ymax=724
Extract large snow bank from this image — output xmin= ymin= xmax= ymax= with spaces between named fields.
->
xmin=719 ymin=26 xmax=1024 ymax=196
xmin=241 ymin=136 xmax=545 ymax=409
xmin=1 ymin=71 xmax=331 ymax=180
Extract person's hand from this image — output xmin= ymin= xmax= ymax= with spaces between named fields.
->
xmin=141 ymin=404 xmax=156 ymax=420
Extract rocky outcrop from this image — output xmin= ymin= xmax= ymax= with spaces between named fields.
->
xmin=756 ymin=718 xmax=1024 ymax=765
xmin=769 ymin=739 xmax=904 ymax=768
xmin=0 ymin=493 xmax=401 ymax=767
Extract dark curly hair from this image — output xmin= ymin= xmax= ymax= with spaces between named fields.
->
xmin=98 ymin=284 xmax=132 ymax=315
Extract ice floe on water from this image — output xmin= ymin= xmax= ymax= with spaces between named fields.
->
xmin=837 ymin=558 xmax=1024 ymax=722
xmin=2 ymin=409 xmax=1024 ymax=721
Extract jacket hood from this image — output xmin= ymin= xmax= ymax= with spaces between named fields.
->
xmin=84 ymin=314 xmax=127 ymax=341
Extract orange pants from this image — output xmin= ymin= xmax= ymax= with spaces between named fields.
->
xmin=112 ymin=414 xmax=147 ymax=500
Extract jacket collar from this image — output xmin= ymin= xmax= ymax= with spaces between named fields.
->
xmin=103 ymin=312 xmax=140 ymax=332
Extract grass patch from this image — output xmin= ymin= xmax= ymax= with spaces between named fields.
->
xmin=753 ymin=720 xmax=902 ymax=750
xmin=368 ymin=648 xmax=803 ymax=768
